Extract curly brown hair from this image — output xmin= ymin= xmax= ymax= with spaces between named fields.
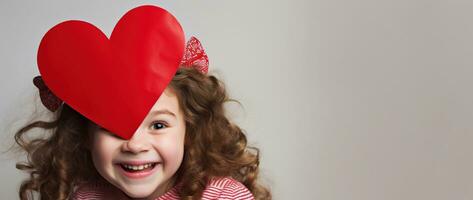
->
xmin=14 ymin=67 xmax=271 ymax=200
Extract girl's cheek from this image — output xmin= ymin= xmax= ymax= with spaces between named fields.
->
xmin=91 ymin=132 xmax=121 ymax=163
xmin=154 ymin=135 xmax=185 ymax=163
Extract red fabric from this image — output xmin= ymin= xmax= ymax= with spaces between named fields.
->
xmin=33 ymin=76 xmax=63 ymax=112
xmin=180 ymin=36 xmax=209 ymax=74
xmin=71 ymin=177 xmax=255 ymax=200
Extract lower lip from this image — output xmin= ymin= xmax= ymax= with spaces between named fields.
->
xmin=116 ymin=163 xmax=159 ymax=179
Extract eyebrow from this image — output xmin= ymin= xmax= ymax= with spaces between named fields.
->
xmin=150 ymin=109 xmax=176 ymax=118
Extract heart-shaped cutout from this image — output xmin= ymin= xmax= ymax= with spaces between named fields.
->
xmin=37 ymin=5 xmax=185 ymax=139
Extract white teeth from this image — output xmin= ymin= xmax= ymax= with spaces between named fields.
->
xmin=121 ymin=163 xmax=154 ymax=171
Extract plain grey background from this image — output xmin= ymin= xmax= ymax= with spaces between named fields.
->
xmin=1 ymin=0 xmax=473 ymax=199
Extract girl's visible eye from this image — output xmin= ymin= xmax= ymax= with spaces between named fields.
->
xmin=151 ymin=121 xmax=167 ymax=130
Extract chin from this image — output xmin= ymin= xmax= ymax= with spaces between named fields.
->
xmin=124 ymin=190 xmax=153 ymax=198
xmin=121 ymin=185 xmax=155 ymax=198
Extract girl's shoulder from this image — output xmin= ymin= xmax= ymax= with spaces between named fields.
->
xmin=71 ymin=176 xmax=254 ymax=200
xmin=201 ymin=176 xmax=255 ymax=200
xmin=70 ymin=180 xmax=129 ymax=200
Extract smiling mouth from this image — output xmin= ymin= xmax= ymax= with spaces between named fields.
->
xmin=118 ymin=162 xmax=158 ymax=172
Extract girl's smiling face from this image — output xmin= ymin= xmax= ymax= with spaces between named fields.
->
xmin=89 ymin=88 xmax=186 ymax=199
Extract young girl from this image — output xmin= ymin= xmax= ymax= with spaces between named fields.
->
xmin=14 ymin=5 xmax=271 ymax=200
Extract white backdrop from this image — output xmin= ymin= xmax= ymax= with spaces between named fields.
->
xmin=1 ymin=0 xmax=472 ymax=199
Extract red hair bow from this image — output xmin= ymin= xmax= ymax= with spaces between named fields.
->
xmin=180 ymin=36 xmax=209 ymax=74
xmin=33 ymin=76 xmax=63 ymax=112
xmin=34 ymin=36 xmax=209 ymax=112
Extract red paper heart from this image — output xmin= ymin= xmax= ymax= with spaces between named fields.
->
xmin=37 ymin=5 xmax=185 ymax=139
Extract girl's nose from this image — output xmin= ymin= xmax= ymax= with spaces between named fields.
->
xmin=121 ymin=131 xmax=151 ymax=153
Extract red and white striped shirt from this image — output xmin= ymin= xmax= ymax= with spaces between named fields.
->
xmin=71 ymin=177 xmax=255 ymax=200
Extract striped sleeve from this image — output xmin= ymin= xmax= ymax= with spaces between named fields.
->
xmin=71 ymin=183 xmax=103 ymax=200
xmin=70 ymin=181 xmax=129 ymax=200
xmin=202 ymin=177 xmax=255 ymax=200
